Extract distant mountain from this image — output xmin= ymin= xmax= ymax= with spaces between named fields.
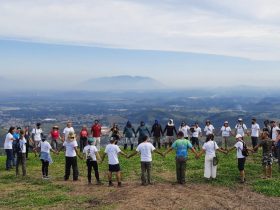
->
xmin=80 ymin=75 xmax=166 ymax=91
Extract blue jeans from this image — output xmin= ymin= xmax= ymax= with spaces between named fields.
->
xmin=5 ymin=149 xmax=13 ymax=170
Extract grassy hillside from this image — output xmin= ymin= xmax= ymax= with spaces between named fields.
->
xmin=0 ymin=138 xmax=280 ymax=209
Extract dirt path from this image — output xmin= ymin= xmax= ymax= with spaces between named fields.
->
xmin=57 ymin=181 xmax=280 ymax=210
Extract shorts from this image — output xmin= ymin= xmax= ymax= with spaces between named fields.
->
xmin=238 ymin=158 xmax=246 ymax=171
xmin=109 ymin=164 xmax=121 ymax=172
xmin=191 ymin=137 xmax=199 ymax=146
xmin=262 ymin=154 xmax=273 ymax=166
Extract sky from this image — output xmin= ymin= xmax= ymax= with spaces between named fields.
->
xmin=1 ymin=0 xmax=280 ymax=90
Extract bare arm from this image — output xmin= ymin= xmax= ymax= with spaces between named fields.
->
xmin=128 ymin=151 xmax=138 ymax=158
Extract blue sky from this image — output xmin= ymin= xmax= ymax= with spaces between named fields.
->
xmin=1 ymin=0 xmax=280 ymax=90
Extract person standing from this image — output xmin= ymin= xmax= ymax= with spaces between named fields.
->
xmin=24 ymin=126 xmax=31 ymax=159
xmin=190 ymin=123 xmax=202 ymax=150
xmin=102 ymin=137 xmax=128 ymax=187
xmin=204 ymin=120 xmax=215 ymax=136
xmin=151 ymin=120 xmax=163 ymax=149
xmin=62 ymin=122 xmax=75 ymax=142
xmin=163 ymin=119 xmax=177 ymax=148
xmin=110 ymin=123 xmax=121 ymax=144
xmin=91 ymin=120 xmax=102 ymax=151
xmin=196 ymin=134 xmax=227 ymax=180
xmin=128 ymin=136 xmax=163 ymax=185
xmin=270 ymin=120 xmax=279 ymax=159
xmin=123 ymin=121 xmax=136 ymax=150
xmin=178 ymin=121 xmax=190 ymax=140
xmin=4 ymin=127 xmax=15 ymax=170
xmin=136 ymin=121 xmax=151 ymax=145
xmin=79 ymin=125 xmax=89 ymax=152
xmin=15 ymin=130 xmax=27 ymax=176
xmin=49 ymin=126 xmax=61 ymax=151
xmin=251 ymin=118 xmax=260 ymax=148
xmin=12 ymin=127 xmax=21 ymax=167
xmin=83 ymin=138 xmax=102 ymax=185
xmin=235 ymin=118 xmax=247 ymax=138
xmin=32 ymin=123 xmax=43 ymax=150
xmin=220 ymin=121 xmax=232 ymax=150
xmin=59 ymin=132 xmax=82 ymax=181
xmin=275 ymin=129 xmax=280 ymax=172
xmin=164 ymin=131 xmax=198 ymax=184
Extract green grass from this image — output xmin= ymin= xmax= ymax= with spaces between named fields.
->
xmin=0 ymin=139 xmax=280 ymax=209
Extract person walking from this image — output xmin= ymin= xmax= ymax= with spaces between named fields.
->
xmin=196 ymin=134 xmax=227 ymax=180
xmin=4 ymin=127 xmax=15 ymax=170
xmin=91 ymin=120 xmax=102 ymax=151
xmin=220 ymin=121 xmax=232 ymax=150
xmin=83 ymin=138 xmax=102 ymax=185
xmin=15 ymin=130 xmax=27 ymax=176
xmin=136 ymin=121 xmax=151 ymax=145
xmin=123 ymin=121 xmax=136 ymax=150
xmin=128 ymin=136 xmax=163 ymax=185
xmin=151 ymin=120 xmax=163 ymax=149
xmin=164 ymin=131 xmax=198 ymax=184
xmin=163 ymin=119 xmax=177 ymax=149
xmin=251 ymin=118 xmax=260 ymax=148
xmin=79 ymin=125 xmax=89 ymax=152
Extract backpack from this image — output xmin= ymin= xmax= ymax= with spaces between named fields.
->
xmin=14 ymin=139 xmax=23 ymax=155
xmin=241 ymin=141 xmax=249 ymax=157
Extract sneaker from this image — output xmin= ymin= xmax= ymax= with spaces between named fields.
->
xmin=44 ymin=176 xmax=50 ymax=180
xmin=117 ymin=182 xmax=122 ymax=187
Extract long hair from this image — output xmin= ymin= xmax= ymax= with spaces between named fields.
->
xmin=8 ymin=126 xmax=15 ymax=134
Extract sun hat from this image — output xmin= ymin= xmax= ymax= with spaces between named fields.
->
xmin=236 ymin=134 xmax=242 ymax=139
xmin=224 ymin=121 xmax=229 ymax=124
xmin=238 ymin=118 xmax=243 ymax=122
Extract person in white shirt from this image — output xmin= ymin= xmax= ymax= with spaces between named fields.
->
xmin=196 ymin=134 xmax=227 ymax=180
xmin=178 ymin=121 xmax=190 ymax=140
xmin=16 ymin=130 xmax=27 ymax=176
xmin=62 ymin=122 xmax=75 ymax=142
xmin=270 ymin=120 xmax=279 ymax=141
xmin=190 ymin=122 xmax=202 ymax=150
xmin=83 ymin=138 xmax=101 ymax=185
xmin=102 ymin=137 xmax=128 ymax=187
xmin=4 ymin=127 xmax=16 ymax=170
xmin=204 ymin=120 xmax=215 ymax=136
xmin=228 ymin=134 xmax=253 ymax=183
xmin=32 ymin=123 xmax=43 ymax=148
xmin=128 ymin=136 xmax=163 ymax=185
xmin=39 ymin=135 xmax=58 ymax=179
xmin=251 ymin=118 xmax=260 ymax=148
xmin=220 ymin=121 xmax=232 ymax=150
xmin=235 ymin=118 xmax=247 ymax=138
xmin=59 ymin=132 xmax=82 ymax=181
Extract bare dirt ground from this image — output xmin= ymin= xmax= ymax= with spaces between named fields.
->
xmin=56 ymin=180 xmax=280 ymax=210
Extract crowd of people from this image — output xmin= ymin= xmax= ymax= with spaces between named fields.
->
xmin=3 ymin=118 xmax=280 ymax=187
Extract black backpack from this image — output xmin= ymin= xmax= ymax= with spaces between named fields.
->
xmin=15 ymin=139 xmax=22 ymax=155
xmin=241 ymin=141 xmax=249 ymax=157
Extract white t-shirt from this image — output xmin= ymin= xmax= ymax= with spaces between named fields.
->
xmin=32 ymin=128 xmax=43 ymax=141
xmin=4 ymin=133 xmax=14 ymax=149
xmin=63 ymin=140 xmax=78 ymax=157
xmin=39 ymin=141 xmax=52 ymax=153
xmin=19 ymin=138 xmax=27 ymax=153
xmin=192 ymin=127 xmax=202 ymax=138
xmin=136 ymin=142 xmax=156 ymax=162
xmin=235 ymin=124 xmax=247 ymax=137
xmin=204 ymin=125 xmax=215 ymax=135
xmin=83 ymin=145 xmax=98 ymax=161
xmin=221 ymin=126 xmax=232 ymax=137
xmin=179 ymin=126 xmax=190 ymax=138
xmin=202 ymin=141 xmax=219 ymax=156
xmin=63 ymin=127 xmax=75 ymax=140
xmin=234 ymin=141 xmax=245 ymax=158
xmin=271 ymin=126 xmax=280 ymax=140
xmin=105 ymin=144 xmax=121 ymax=165
xmin=251 ymin=123 xmax=260 ymax=137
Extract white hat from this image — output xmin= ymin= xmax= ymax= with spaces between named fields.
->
xmin=236 ymin=134 xmax=242 ymax=139
xmin=238 ymin=118 xmax=243 ymax=121
xmin=224 ymin=121 xmax=229 ymax=124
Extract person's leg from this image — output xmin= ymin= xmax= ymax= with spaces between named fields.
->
xmin=204 ymin=156 xmax=211 ymax=179
xmin=277 ymin=146 xmax=280 ymax=171
xmin=64 ymin=157 xmax=71 ymax=180
xmin=26 ymin=143 xmax=29 ymax=159
xmin=157 ymin=137 xmax=161 ymax=149
xmin=168 ymin=137 xmax=173 ymax=148
xmin=141 ymin=162 xmax=146 ymax=185
xmin=72 ymin=157 xmax=79 ymax=181
xmin=147 ymin=162 xmax=152 ymax=184
xmin=267 ymin=165 xmax=272 ymax=178
xmin=22 ymin=155 xmax=27 ymax=176
xmin=16 ymin=156 xmax=20 ymax=176
xmin=212 ymin=160 xmax=217 ymax=179
xmin=224 ymin=137 xmax=228 ymax=150
xmin=153 ymin=137 xmax=156 ymax=148
xmin=41 ymin=160 xmax=45 ymax=177
xmin=176 ymin=159 xmax=181 ymax=183
xmin=196 ymin=138 xmax=200 ymax=150
xmin=124 ymin=138 xmax=128 ymax=150
xmin=87 ymin=160 xmax=92 ymax=183
xmin=116 ymin=171 xmax=122 ymax=186
xmin=93 ymin=161 xmax=100 ymax=182
xmin=238 ymin=158 xmax=246 ymax=182
xmin=45 ymin=161 xmax=49 ymax=177
xmin=180 ymin=160 xmax=186 ymax=184
xmin=96 ymin=137 xmax=101 ymax=151
xmin=108 ymin=170 xmax=113 ymax=186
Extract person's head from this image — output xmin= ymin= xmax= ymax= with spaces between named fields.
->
xmin=41 ymin=134 xmax=47 ymax=142
xmin=143 ymin=135 xmax=149 ymax=142
xmin=235 ymin=134 xmax=243 ymax=141
xmin=154 ymin=120 xmax=158 ymax=125
xmin=67 ymin=122 xmax=72 ymax=128
xmin=177 ymin=131 xmax=184 ymax=139
xmin=264 ymin=120 xmax=270 ymax=126
xmin=16 ymin=127 xmax=21 ymax=133
xmin=205 ymin=120 xmax=211 ymax=126
xmin=140 ymin=121 xmax=145 ymax=126
xmin=168 ymin=119 xmax=174 ymax=125
xmin=276 ymin=129 xmax=280 ymax=136
xmin=8 ymin=126 xmax=16 ymax=134
xmin=53 ymin=126 xmax=59 ymax=130
xmin=260 ymin=131 xmax=269 ymax=140
xmin=82 ymin=125 xmax=87 ymax=130
xmin=67 ymin=132 xmax=76 ymax=141
xmin=252 ymin=118 xmax=257 ymax=124
xmin=238 ymin=118 xmax=243 ymax=124
xmin=126 ymin=121 xmax=132 ymax=127
xmin=181 ymin=121 xmax=186 ymax=127
xmin=36 ymin=123 xmax=41 ymax=128
xmin=224 ymin=121 xmax=229 ymax=127
xmin=270 ymin=120 xmax=276 ymax=127
xmin=110 ymin=136 xmax=117 ymax=144
xmin=195 ymin=122 xmax=199 ymax=128
xmin=206 ymin=134 xmax=214 ymax=142
xmin=88 ymin=137 xmax=95 ymax=145
xmin=19 ymin=129 xmax=25 ymax=137
xmin=94 ymin=120 xmax=99 ymax=125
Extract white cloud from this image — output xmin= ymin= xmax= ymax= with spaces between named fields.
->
xmin=1 ymin=0 xmax=280 ymax=60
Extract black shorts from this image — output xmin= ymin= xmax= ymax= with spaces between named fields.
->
xmin=238 ymin=158 xmax=246 ymax=171
xmin=191 ymin=137 xmax=199 ymax=146
xmin=109 ymin=164 xmax=121 ymax=172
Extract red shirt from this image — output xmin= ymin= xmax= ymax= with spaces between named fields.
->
xmin=91 ymin=124 xmax=102 ymax=137
xmin=51 ymin=130 xmax=60 ymax=140
xmin=80 ymin=129 xmax=88 ymax=138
